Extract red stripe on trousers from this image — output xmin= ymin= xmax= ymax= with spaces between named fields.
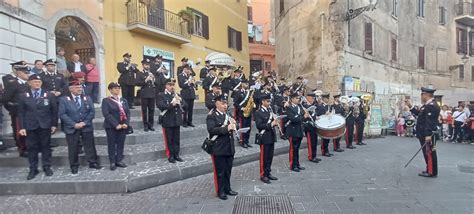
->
xmin=427 ymin=145 xmax=433 ymax=175
xmin=260 ymin=144 xmax=264 ymax=177
xmin=355 ymin=125 xmax=359 ymax=144
xmin=239 ymin=118 xmax=243 ymax=144
xmin=15 ymin=117 xmax=21 ymax=142
xmin=345 ymin=127 xmax=349 ymax=147
xmin=289 ymin=137 xmax=294 ymax=168
xmin=320 ymin=139 xmax=325 ymax=155
xmin=162 ymin=128 xmax=170 ymax=158
xmin=306 ymin=132 xmax=312 ymax=160
xmin=333 ymin=139 xmax=337 ymax=151
xmin=211 ymin=155 xmax=219 ymax=194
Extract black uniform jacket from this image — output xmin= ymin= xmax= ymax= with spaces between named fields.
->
xmin=18 ymin=90 xmax=58 ymax=130
xmin=40 ymin=72 xmax=67 ymax=95
xmin=156 ymin=91 xmax=185 ymax=128
xmin=254 ymin=107 xmax=277 ymax=144
xmin=178 ymin=73 xmax=196 ymax=100
xmin=117 ymin=62 xmax=138 ymax=86
xmin=286 ymin=104 xmax=304 ymax=138
xmin=207 ymin=110 xmax=235 ymax=156
xmin=136 ymin=70 xmax=157 ymax=99
xmin=410 ymin=99 xmax=440 ymax=138
xmin=2 ymin=78 xmax=29 ymax=114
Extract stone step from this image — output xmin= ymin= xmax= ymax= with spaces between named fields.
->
xmin=0 ymin=138 xmax=206 ymax=168
xmin=3 ymin=124 xmax=212 ymax=148
xmin=0 ymin=138 xmax=303 ymax=195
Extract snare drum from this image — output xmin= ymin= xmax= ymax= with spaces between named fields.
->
xmin=315 ymin=114 xmax=346 ymax=139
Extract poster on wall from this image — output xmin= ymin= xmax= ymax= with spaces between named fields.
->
xmin=343 ymin=76 xmax=353 ymax=91
xmin=369 ymin=104 xmax=382 ymax=129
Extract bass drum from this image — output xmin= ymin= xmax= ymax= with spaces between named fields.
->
xmin=315 ymin=114 xmax=346 ymax=139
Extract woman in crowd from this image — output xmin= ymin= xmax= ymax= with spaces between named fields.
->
xmin=396 ymin=113 xmax=405 ymax=137
xmin=440 ymin=105 xmax=450 ymax=140
xmin=102 ymin=82 xmax=130 ymax=171
xmin=85 ymin=57 xmax=100 ymax=103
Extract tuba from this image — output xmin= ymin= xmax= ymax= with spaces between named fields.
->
xmin=351 ymin=97 xmax=360 ymax=118
xmin=361 ymin=94 xmax=373 ymax=115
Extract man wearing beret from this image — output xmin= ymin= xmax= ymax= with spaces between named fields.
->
xmin=406 ymin=87 xmax=440 ymax=178
xmin=59 ymin=80 xmax=101 ymax=174
xmin=18 ymin=74 xmax=58 ymax=180
xmin=2 ymin=61 xmax=31 ymax=157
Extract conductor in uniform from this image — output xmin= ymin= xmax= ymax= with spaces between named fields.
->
xmin=117 ymin=53 xmax=138 ymax=109
xmin=286 ymin=93 xmax=310 ymax=172
xmin=207 ymin=94 xmax=238 ymax=200
xmin=178 ymin=65 xmax=196 ymax=127
xmin=59 ymin=80 xmax=101 ymax=174
xmin=407 ymin=87 xmax=440 ymax=178
xmin=40 ymin=59 xmax=67 ymax=97
xmin=136 ymin=58 xmax=156 ymax=132
xmin=18 ymin=74 xmax=58 ymax=180
xmin=2 ymin=61 xmax=30 ymax=157
xmin=157 ymin=78 xmax=186 ymax=163
xmin=254 ymin=93 xmax=279 ymax=183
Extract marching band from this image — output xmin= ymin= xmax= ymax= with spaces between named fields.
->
xmin=6 ymin=53 xmax=380 ymax=200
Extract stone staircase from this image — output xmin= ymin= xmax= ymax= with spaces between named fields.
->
xmin=0 ymin=104 xmax=300 ymax=195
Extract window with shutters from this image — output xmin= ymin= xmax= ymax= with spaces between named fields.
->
xmin=418 ymin=46 xmax=425 ymax=69
xmin=439 ymin=6 xmax=447 ymax=25
xmin=392 ymin=0 xmax=398 ymax=17
xmin=228 ymin=26 xmax=242 ymax=51
xmin=471 ymin=66 xmax=474 ymax=81
xmin=417 ymin=0 xmax=425 ymax=17
xmin=188 ymin=8 xmax=209 ymax=39
xmin=391 ymin=38 xmax=397 ymax=62
xmin=459 ymin=65 xmax=464 ymax=79
xmin=457 ymin=28 xmax=468 ymax=54
xmin=470 ymin=32 xmax=474 ymax=56
xmin=279 ymin=0 xmax=285 ymax=16
xmin=248 ymin=6 xmax=253 ymax=22
xmin=364 ymin=22 xmax=373 ymax=54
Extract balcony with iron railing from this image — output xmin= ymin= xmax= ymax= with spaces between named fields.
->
xmin=455 ymin=2 xmax=474 ymax=26
xmin=126 ymin=0 xmax=191 ymax=44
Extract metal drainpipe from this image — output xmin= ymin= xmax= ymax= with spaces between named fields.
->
xmin=321 ymin=12 xmax=325 ymax=87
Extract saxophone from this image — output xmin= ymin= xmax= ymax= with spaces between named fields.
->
xmin=243 ymin=89 xmax=255 ymax=117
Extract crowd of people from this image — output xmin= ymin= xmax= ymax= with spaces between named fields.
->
xmin=396 ymin=102 xmax=474 ymax=144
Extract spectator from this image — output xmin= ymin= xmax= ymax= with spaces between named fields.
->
xmin=447 ymin=107 xmax=454 ymax=140
xmin=468 ymin=106 xmax=474 ymax=144
xmin=451 ymin=106 xmax=467 ymax=143
xmin=30 ymin=60 xmax=44 ymax=75
xmin=405 ymin=115 xmax=415 ymax=137
xmin=396 ymin=113 xmax=405 ymax=136
xmin=85 ymin=57 xmax=100 ymax=103
xmin=67 ymin=54 xmax=86 ymax=75
xmin=440 ymin=105 xmax=450 ymax=140
xmin=56 ymin=47 xmax=68 ymax=77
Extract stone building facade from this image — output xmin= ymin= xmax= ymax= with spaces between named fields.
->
xmin=274 ymin=0 xmax=474 ymax=131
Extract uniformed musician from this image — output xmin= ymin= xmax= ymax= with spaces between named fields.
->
xmin=254 ymin=80 xmax=273 ymax=110
xmin=177 ymin=57 xmax=196 ymax=76
xmin=207 ymin=94 xmax=238 ymax=200
xmin=102 ymin=82 xmax=131 ymax=171
xmin=39 ymin=59 xmax=67 ymax=97
xmin=345 ymin=97 xmax=358 ymax=149
xmin=136 ymin=58 xmax=157 ymax=132
xmin=232 ymin=80 xmax=253 ymax=148
xmin=406 ymin=87 xmax=440 ymax=178
xmin=117 ymin=53 xmax=138 ymax=109
xmin=59 ymin=80 xmax=101 ymax=174
xmin=303 ymin=92 xmax=321 ymax=163
xmin=150 ymin=55 xmax=168 ymax=93
xmin=254 ymin=93 xmax=279 ymax=183
xmin=316 ymin=93 xmax=333 ymax=157
xmin=331 ymin=94 xmax=345 ymax=152
xmin=291 ymin=76 xmax=304 ymax=94
xmin=205 ymin=82 xmax=222 ymax=111
xmin=202 ymin=66 xmax=218 ymax=93
xmin=355 ymin=97 xmax=368 ymax=145
xmin=286 ymin=93 xmax=310 ymax=172
xmin=157 ymin=78 xmax=186 ymax=163
xmin=275 ymin=86 xmax=290 ymax=140
xmin=2 ymin=61 xmax=30 ymax=157
xmin=178 ymin=65 xmax=196 ymax=127
xmin=200 ymin=60 xmax=211 ymax=82
xmin=18 ymin=74 xmax=58 ymax=180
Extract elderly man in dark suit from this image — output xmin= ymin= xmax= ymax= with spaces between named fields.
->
xmin=18 ymin=74 xmax=58 ymax=180
xmin=59 ymin=80 xmax=101 ymax=174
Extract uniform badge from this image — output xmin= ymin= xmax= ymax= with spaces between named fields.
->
xmin=44 ymin=99 xmax=49 ymax=106
xmin=428 ymin=113 xmax=432 ymax=116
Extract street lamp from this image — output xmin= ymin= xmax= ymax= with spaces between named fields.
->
xmin=449 ymin=54 xmax=469 ymax=70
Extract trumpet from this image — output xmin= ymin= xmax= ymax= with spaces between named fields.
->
xmin=157 ymin=64 xmax=168 ymax=73
xmin=127 ymin=63 xmax=138 ymax=70
xmin=145 ymin=71 xmax=155 ymax=83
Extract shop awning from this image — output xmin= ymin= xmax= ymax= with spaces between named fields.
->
xmin=205 ymin=52 xmax=235 ymax=67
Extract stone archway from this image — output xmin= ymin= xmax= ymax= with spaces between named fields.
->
xmin=46 ymin=10 xmax=106 ymax=101
xmin=54 ymin=16 xmax=96 ymax=62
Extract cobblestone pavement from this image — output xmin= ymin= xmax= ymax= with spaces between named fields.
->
xmin=0 ymin=136 xmax=473 ymax=214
